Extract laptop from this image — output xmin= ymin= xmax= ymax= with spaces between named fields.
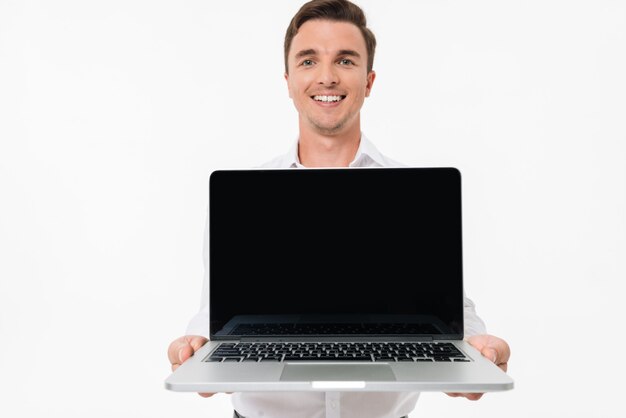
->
xmin=165 ymin=167 xmax=514 ymax=392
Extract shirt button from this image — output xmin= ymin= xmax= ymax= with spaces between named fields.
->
xmin=331 ymin=401 xmax=337 ymax=409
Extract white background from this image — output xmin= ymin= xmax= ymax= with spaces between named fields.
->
xmin=1 ymin=0 xmax=625 ymax=416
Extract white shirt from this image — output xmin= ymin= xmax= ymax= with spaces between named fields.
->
xmin=186 ymin=134 xmax=487 ymax=418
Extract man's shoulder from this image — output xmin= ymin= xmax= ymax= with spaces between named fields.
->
xmin=256 ymin=154 xmax=293 ymax=169
xmin=377 ymin=154 xmax=407 ymax=168
xmin=358 ymin=134 xmax=407 ymax=168
xmin=255 ymin=140 xmax=298 ymax=168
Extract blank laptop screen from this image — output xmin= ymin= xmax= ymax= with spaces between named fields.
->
xmin=209 ymin=167 xmax=464 ymax=338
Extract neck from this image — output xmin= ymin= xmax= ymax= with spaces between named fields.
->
xmin=297 ymin=122 xmax=361 ymax=168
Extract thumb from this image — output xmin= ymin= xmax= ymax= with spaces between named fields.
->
xmin=481 ymin=347 xmax=497 ymax=364
xmin=179 ymin=343 xmax=195 ymax=364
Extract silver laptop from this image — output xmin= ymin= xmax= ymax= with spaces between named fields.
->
xmin=165 ymin=167 xmax=514 ymax=393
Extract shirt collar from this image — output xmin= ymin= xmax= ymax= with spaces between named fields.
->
xmin=285 ymin=133 xmax=387 ymax=168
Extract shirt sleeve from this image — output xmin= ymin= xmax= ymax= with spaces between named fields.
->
xmin=185 ymin=198 xmax=210 ymax=338
xmin=463 ymin=290 xmax=487 ymax=337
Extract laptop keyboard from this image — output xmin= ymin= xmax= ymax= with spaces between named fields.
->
xmin=205 ymin=342 xmax=469 ymax=363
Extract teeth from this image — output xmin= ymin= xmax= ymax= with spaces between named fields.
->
xmin=313 ymin=95 xmax=343 ymax=102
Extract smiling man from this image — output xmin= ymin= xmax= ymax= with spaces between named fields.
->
xmin=284 ymin=17 xmax=375 ymax=167
xmin=168 ymin=1 xmax=511 ymax=417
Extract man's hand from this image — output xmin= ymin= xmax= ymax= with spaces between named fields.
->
xmin=446 ymin=334 xmax=511 ymax=401
xmin=168 ymin=335 xmax=215 ymax=398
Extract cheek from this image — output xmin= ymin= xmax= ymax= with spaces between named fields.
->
xmin=288 ymin=81 xmax=301 ymax=99
xmin=288 ymin=86 xmax=308 ymax=111
xmin=348 ymin=75 xmax=369 ymax=98
xmin=290 ymin=87 xmax=303 ymax=103
xmin=290 ymin=73 xmax=315 ymax=94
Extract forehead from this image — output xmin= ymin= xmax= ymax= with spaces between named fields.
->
xmin=290 ymin=19 xmax=367 ymax=57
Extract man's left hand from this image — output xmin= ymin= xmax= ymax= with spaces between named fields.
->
xmin=445 ymin=334 xmax=510 ymax=401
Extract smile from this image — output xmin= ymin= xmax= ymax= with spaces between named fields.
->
xmin=311 ymin=95 xmax=346 ymax=103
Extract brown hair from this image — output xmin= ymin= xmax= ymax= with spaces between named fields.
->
xmin=284 ymin=0 xmax=376 ymax=74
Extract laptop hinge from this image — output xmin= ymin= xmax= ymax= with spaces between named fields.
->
xmin=237 ymin=336 xmax=435 ymax=342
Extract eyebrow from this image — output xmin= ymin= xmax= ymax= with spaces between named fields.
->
xmin=295 ymin=49 xmax=317 ymax=59
xmin=337 ymin=49 xmax=361 ymax=59
xmin=294 ymin=49 xmax=362 ymax=59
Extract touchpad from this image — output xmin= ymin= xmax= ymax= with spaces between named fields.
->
xmin=280 ymin=364 xmax=396 ymax=381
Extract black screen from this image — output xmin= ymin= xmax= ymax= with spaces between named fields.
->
xmin=209 ymin=167 xmax=464 ymax=338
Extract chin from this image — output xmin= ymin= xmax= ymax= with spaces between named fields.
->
xmin=313 ymin=123 xmax=345 ymax=135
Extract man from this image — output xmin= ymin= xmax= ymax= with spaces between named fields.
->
xmin=168 ymin=0 xmax=511 ymax=416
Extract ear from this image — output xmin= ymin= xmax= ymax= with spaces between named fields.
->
xmin=365 ymin=70 xmax=376 ymax=97
xmin=284 ymin=72 xmax=292 ymax=98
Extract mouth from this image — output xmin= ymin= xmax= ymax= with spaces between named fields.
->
xmin=311 ymin=94 xmax=347 ymax=103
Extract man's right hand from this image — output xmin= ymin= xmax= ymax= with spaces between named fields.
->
xmin=168 ymin=335 xmax=215 ymax=398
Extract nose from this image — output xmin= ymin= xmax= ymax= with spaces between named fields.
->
xmin=317 ymin=62 xmax=339 ymax=86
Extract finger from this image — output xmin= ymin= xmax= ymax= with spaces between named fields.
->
xmin=481 ymin=347 xmax=498 ymax=364
xmin=187 ymin=335 xmax=209 ymax=352
xmin=180 ymin=335 xmax=209 ymax=363
xmin=468 ymin=335 xmax=511 ymax=366
xmin=168 ymin=337 xmax=189 ymax=366
xmin=481 ymin=346 xmax=509 ymax=372
xmin=198 ymin=392 xmax=215 ymax=398
xmin=178 ymin=343 xmax=194 ymax=364
xmin=446 ymin=392 xmax=484 ymax=401
xmin=497 ymin=339 xmax=511 ymax=364
xmin=464 ymin=393 xmax=484 ymax=401
xmin=485 ymin=336 xmax=511 ymax=364
xmin=490 ymin=338 xmax=511 ymax=364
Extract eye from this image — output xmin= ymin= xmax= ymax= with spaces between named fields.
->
xmin=301 ymin=59 xmax=314 ymax=67
xmin=339 ymin=58 xmax=354 ymax=66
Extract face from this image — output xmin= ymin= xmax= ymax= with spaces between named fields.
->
xmin=285 ymin=19 xmax=375 ymax=136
